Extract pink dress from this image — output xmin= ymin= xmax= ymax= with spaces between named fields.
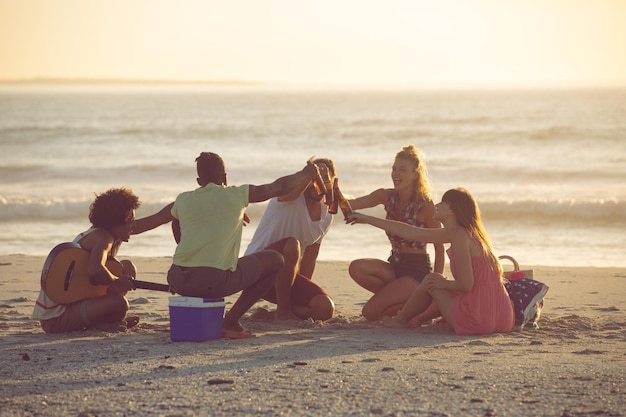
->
xmin=448 ymin=248 xmax=515 ymax=335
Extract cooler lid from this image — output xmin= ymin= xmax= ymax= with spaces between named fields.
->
xmin=168 ymin=296 xmax=225 ymax=308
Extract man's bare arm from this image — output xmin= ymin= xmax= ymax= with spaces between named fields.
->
xmin=248 ymin=163 xmax=321 ymax=203
xmin=132 ymin=202 xmax=174 ymax=235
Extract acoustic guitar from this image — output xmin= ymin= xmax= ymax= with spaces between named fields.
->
xmin=41 ymin=242 xmax=171 ymax=304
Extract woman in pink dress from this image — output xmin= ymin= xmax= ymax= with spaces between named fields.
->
xmin=349 ymin=188 xmax=514 ymax=335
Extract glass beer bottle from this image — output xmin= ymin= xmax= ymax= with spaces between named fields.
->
xmin=338 ymin=193 xmax=353 ymax=219
xmin=311 ymin=164 xmax=327 ymax=198
xmin=312 ymin=178 xmax=326 ymax=198
xmin=322 ymin=171 xmax=334 ymax=205
xmin=332 ymin=178 xmax=353 ymax=219
xmin=328 ymin=178 xmax=339 ymax=214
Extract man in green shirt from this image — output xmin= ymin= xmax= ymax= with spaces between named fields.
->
xmin=167 ymin=152 xmax=323 ymax=339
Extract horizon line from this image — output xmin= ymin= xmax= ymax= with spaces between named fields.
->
xmin=1 ymin=77 xmax=625 ymax=91
xmin=0 ymin=77 xmax=263 ymax=85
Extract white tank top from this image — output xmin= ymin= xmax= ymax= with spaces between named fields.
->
xmin=245 ymin=194 xmax=333 ymax=257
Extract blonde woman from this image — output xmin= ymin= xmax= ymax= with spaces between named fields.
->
xmin=348 ymin=145 xmax=444 ymax=324
xmin=349 ymin=188 xmax=514 ymax=335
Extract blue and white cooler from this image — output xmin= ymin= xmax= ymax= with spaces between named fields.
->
xmin=168 ymin=296 xmax=226 ymax=341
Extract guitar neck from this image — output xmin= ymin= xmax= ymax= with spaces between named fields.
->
xmin=133 ymin=280 xmax=170 ymax=292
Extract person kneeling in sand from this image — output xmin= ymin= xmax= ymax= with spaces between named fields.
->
xmin=348 ymin=188 xmax=515 ymax=336
xmin=167 ymin=152 xmax=324 ymax=338
xmin=244 ymin=158 xmax=336 ymax=322
xmin=33 ymin=188 xmax=174 ymax=333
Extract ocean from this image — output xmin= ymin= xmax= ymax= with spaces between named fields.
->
xmin=1 ymin=84 xmax=625 ymax=268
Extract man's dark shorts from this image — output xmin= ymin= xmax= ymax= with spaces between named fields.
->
xmin=167 ymin=256 xmax=261 ymax=298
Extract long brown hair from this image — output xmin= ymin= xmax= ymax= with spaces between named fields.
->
xmin=395 ymin=144 xmax=433 ymax=201
xmin=442 ymin=188 xmax=502 ymax=275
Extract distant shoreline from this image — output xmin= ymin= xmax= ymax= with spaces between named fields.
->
xmin=0 ymin=78 xmax=264 ymax=86
xmin=1 ymin=78 xmax=625 ymax=92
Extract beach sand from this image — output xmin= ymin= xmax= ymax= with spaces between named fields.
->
xmin=0 ymin=255 xmax=624 ymax=416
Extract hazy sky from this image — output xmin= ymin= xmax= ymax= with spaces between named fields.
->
xmin=1 ymin=0 xmax=625 ymax=88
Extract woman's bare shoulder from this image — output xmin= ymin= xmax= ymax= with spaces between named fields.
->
xmin=447 ymin=227 xmax=471 ymax=244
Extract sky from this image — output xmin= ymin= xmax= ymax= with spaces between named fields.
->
xmin=1 ymin=0 xmax=626 ymax=88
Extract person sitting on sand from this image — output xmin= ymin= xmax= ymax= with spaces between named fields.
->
xmin=33 ymin=188 xmax=174 ymax=333
xmin=347 ymin=187 xmax=515 ymax=335
xmin=167 ymin=152 xmax=324 ymax=339
xmin=244 ymin=158 xmax=336 ymax=322
xmin=347 ymin=145 xmax=445 ymax=325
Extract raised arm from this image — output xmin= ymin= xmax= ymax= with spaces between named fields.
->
xmin=248 ymin=163 xmax=321 ymax=203
xmin=132 ymin=202 xmax=174 ymax=235
xmin=422 ymin=200 xmax=446 ymax=274
xmin=347 ymin=188 xmax=389 ymax=211
xmin=349 ymin=212 xmax=450 ymax=245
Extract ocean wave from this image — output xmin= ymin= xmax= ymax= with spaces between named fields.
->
xmin=0 ymin=196 xmax=270 ymax=221
xmin=1 ymin=195 xmax=623 ymax=223
xmin=431 ymin=161 xmax=626 ymax=182
xmin=0 ymin=197 xmax=91 ymax=220
xmin=528 ymin=125 xmax=578 ymax=141
xmin=0 ymin=163 xmax=193 ymax=184
xmin=480 ymin=198 xmax=626 ymax=223
xmin=7 ymin=157 xmax=620 ymax=186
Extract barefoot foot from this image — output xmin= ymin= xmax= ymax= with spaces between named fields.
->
xmin=381 ymin=315 xmax=411 ymax=329
xmin=221 ymin=324 xmax=256 ymax=339
xmin=274 ymin=310 xmax=301 ymax=321
xmin=249 ymin=307 xmax=275 ymax=321
xmin=125 ymin=316 xmax=140 ymax=329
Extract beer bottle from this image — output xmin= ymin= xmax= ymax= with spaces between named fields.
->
xmin=332 ymin=178 xmax=353 ymax=219
xmin=310 ymin=163 xmax=327 ymax=198
xmin=338 ymin=193 xmax=353 ymax=220
xmin=312 ymin=178 xmax=326 ymax=198
xmin=328 ymin=178 xmax=339 ymax=214
xmin=322 ymin=171 xmax=334 ymax=205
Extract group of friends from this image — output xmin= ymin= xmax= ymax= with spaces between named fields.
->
xmin=33 ymin=145 xmax=515 ymax=338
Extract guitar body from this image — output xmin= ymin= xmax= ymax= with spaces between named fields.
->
xmin=41 ymin=242 xmax=170 ymax=304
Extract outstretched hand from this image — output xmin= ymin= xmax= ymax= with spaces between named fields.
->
xmin=345 ymin=211 xmax=367 ymax=225
xmin=305 ymin=160 xmax=321 ymax=177
xmin=305 ymin=161 xmax=325 ymax=190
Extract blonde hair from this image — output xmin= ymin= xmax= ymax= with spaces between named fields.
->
xmin=395 ymin=144 xmax=432 ymax=201
xmin=442 ymin=188 xmax=502 ymax=275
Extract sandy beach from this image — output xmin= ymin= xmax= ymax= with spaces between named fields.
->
xmin=1 ymin=254 xmax=624 ymax=417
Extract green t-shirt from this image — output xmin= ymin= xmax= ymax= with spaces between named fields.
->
xmin=172 ymin=183 xmax=249 ymax=271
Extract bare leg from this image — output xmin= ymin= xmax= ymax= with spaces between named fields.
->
xmin=382 ymin=282 xmax=433 ymax=328
xmin=408 ymin=301 xmax=441 ymax=327
xmin=84 ymin=292 xmax=129 ymax=324
xmin=292 ymin=294 xmax=335 ymax=321
xmin=427 ymin=287 xmax=457 ymax=327
xmin=83 ymin=291 xmax=135 ymax=331
xmin=119 ymin=260 xmax=140 ymax=328
xmin=349 ymin=258 xmax=396 ymax=294
xmin=272 ymin=238 xmax=301 ymax=321
xmin=361 ymin=276 xmax=418 ymax=321
xmin=222 ymin=250 xmax=282 ymax=334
